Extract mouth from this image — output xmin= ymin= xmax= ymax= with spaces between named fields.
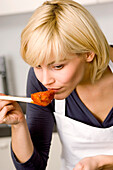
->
xmin=47 ymin=88 xmax=62 ymax=93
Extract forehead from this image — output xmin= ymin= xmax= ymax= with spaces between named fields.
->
xmin=41 ymin=53 xmax=66 ymax=65
xmin=40 ymin=52 xmax=80 ymax=67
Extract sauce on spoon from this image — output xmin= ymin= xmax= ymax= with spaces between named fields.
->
xmin=31 ymin=90 xmax=55 ymax=106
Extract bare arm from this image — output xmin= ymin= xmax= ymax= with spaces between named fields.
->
xmin=0 ymin=99 xmax=33 ymax=163
xmin=110 ymin=45 xmax=113 ymax=62
xmin=11 ymin=117 xmax=34 ymax=163
xmin=73 ymin=155 xmax=113 ymax=170
xmin=98 ymin=155 xmax=113 ymax=170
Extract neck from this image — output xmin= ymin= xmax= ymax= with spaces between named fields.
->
xmin=77 ymin=66 xmax=111 ymax=90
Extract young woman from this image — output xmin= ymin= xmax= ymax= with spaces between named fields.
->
xmin=0 ymin=0 xmax=113 ymax=170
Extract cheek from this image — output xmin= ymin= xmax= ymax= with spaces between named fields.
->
xmin=60 ymin=67 xmax=84 ymax=86
xmin=36 ymin=73 xmax=42 ymax=82
xmin=55 ymin=70 xmax=75 ymax=85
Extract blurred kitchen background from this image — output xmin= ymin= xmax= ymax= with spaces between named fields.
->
xmin=0 ymin=0 xmax=113 ymax=169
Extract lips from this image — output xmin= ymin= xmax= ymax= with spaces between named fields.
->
xmin=47 ymin=87 xmax=61 ymax=90
xmin=47 ymin=88 xmax=62 ymax=93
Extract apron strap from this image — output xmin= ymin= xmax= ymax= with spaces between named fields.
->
xmin=109 ymin=60 xmax=113 ymax=73
xmin=55 ymin=99 xmax=65 ymax=116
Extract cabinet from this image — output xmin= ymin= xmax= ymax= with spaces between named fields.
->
xmin=46 ymin=133 xmax=62 ymax=170
xmin=0 ymin=137 xmax=15 ymax=170
xmin=0 ymin=0 xmax=113 ymax=16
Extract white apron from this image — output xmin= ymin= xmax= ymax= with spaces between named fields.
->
xmin=54 ymin=99 xmax=113 ymax=170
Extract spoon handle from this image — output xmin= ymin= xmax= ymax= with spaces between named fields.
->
xmin=0 ymin=95 xmax=33 ymax=103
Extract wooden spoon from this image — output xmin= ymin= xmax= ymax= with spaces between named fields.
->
xmin=0 ymin=90 xmax=55 ymax=106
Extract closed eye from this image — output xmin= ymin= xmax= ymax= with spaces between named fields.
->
xmin=53 ymin=65 xmax=64 ymax=70
xmin=36 ymin=65 xmax=42 ymax=69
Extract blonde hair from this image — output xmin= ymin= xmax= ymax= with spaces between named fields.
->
xmin=21 ymin=0 xmax=109 ymax=83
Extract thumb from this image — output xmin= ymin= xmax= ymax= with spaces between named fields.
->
xmin=73 ymin=163 xmax=84 ymax=170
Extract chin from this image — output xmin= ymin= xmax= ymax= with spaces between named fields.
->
xmin=54 ymin=93 xmax=68 ymax=100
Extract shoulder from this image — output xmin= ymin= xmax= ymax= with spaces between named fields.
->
xmin=109 ymin=60 xmax=113 ymax=74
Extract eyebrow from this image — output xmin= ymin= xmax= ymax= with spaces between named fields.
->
xmin=48 ymin=59 xmax=66 ymax=65
xmin=48 ymin=61 xmax=55 ymax=65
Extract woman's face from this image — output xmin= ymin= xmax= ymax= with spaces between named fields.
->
xmin=34 ymin=54 xmax=87 ymax=99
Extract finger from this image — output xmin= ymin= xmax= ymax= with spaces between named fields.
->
xmin=0 ymin=104 xmax=15 ymax=123
xmin=0 ymin=93 xmax=14 ymax=109
xmin=0 ymin=100 xmax=14 ymax=110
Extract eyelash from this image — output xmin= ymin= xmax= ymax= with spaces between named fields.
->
xmin=53 ymin=65 xmax=64 ymax=70
xmin=36 ymin=65 xmax=41 ymax=69
xmin=36 ymin=64 xmax=64 ymax=70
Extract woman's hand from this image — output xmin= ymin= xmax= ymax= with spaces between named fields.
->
xmin=0 ymin=94 xmax=34 ymax=163
xmin=73 ymin=157 xmax=98 ymax=170
xmin=0 ymin=94 xmax=25 ymax=125
xmin=73 ymin=155 xmax=113 ymax=170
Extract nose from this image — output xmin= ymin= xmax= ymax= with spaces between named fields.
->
xmin=42 ymin=69 xmax=55 ymax=86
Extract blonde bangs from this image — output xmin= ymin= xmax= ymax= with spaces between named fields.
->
xmin=22 ymin=30 xmax=68 ymax=67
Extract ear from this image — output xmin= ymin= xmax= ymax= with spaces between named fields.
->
xmin=85 ymin=52 xmax=95 ymax=62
